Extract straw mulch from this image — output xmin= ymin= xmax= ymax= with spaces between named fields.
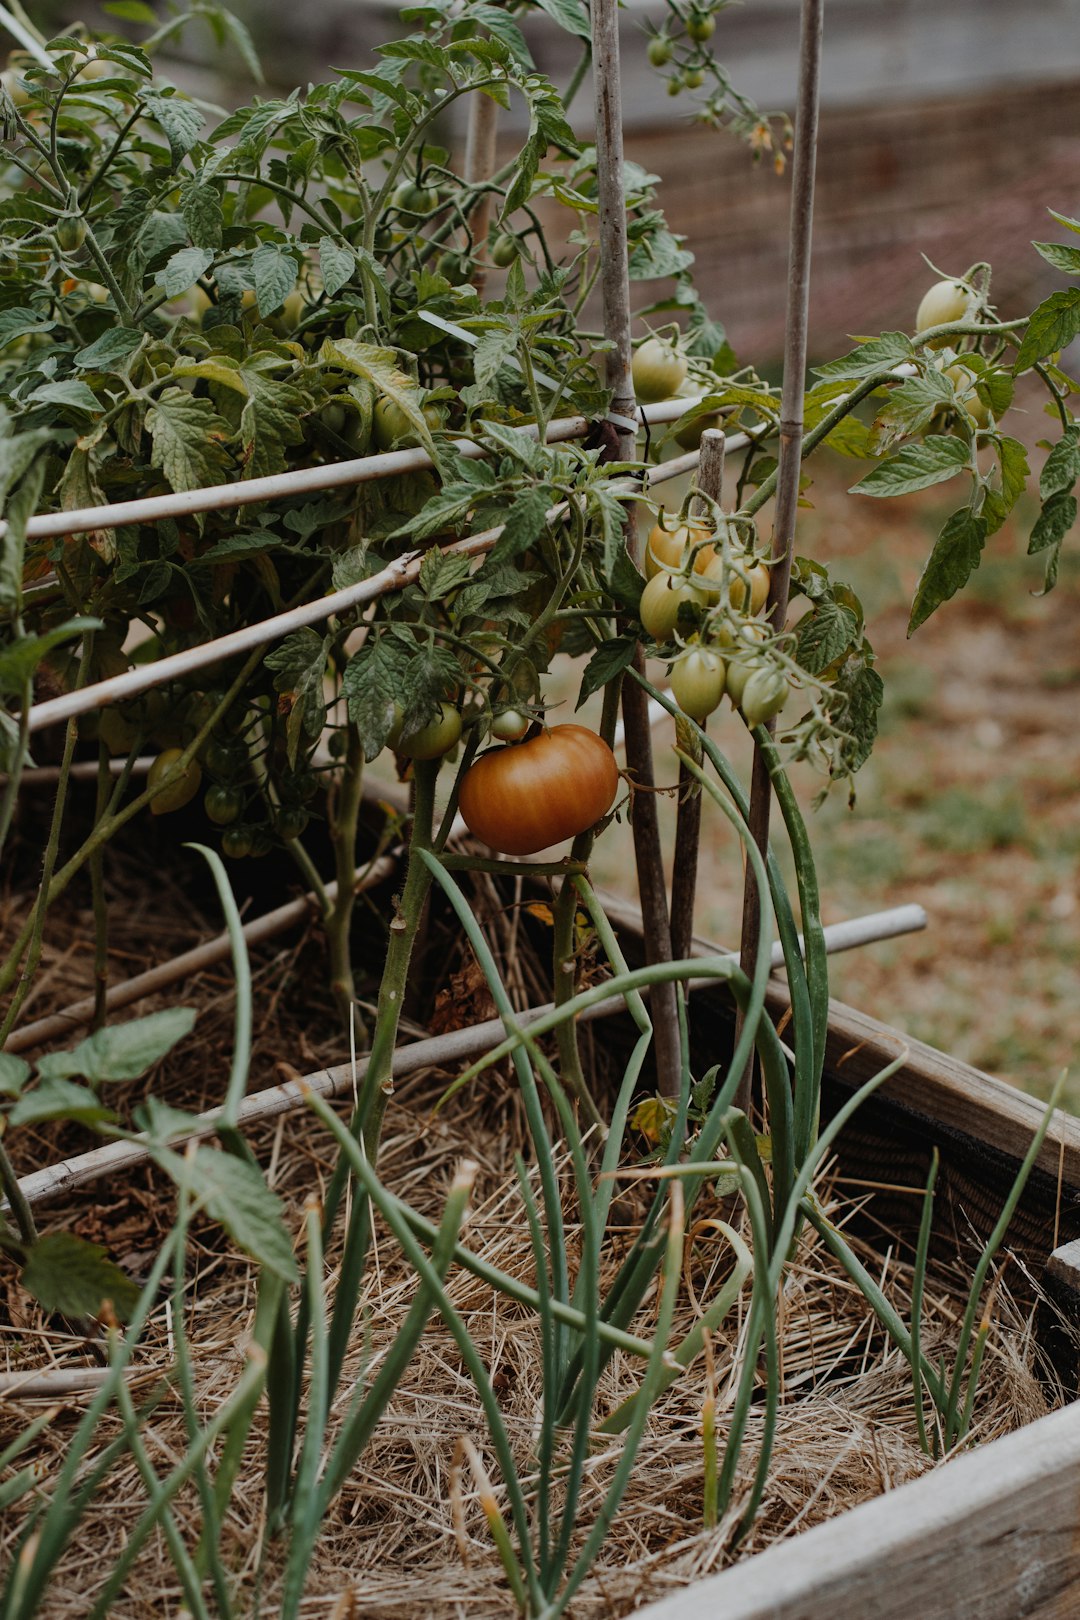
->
xmin=0 ymin=847 xmax=1072 ymax=1618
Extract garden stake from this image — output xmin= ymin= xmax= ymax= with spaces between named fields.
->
xmin=591 ymin=0 xmax=682 ymax=1099
xmin=735 ymin=0 xmax=824 ymax=1115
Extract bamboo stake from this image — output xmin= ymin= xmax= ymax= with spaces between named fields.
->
xmin=591 ymin=0 xmax=681 ymax=1099
xmin=734 ymin=0 xmax=824 ymax=1115
xmin=670 ymin=429 xmax=726 ymax=963
xmin=464 ymin=91 xmax=499 ymax=296
xmin=22 ymin=418 xmax=769 ymax=739
xmin=3 ymin=855 xmax=397 ymax=1055
xmin=8 ymin=900 xmax=928 ymax=1215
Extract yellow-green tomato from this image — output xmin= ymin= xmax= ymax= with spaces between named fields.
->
xmin=740 ymin=665 xmax=790 ymax=727
xmin=670 ymin=648 xmax=726 ymax=721
xmin=397 ymin=702 xmax=462 ymax=760
xmin=726 ymin=557 xmax=771 ymax=615
xmin=373 ymin=396 xmax=442 ymax=450
xmin=946 ymin=364 xmax=990 ymax=428
xmin=99 ymin=706 xmax=140 ymax=757
xmin=632 ymin=336 xmax=688 ymax=404
xmin=491 ymin=708 xmax=530 ymax=742
xmin=148 ymin=748 xmax=202 ymax=815
xmin=639 ymin=571 xmax=709 ymax=641
xmin=724 ymin=653 xmax=765 ymax=709
xmin=645 ymin=516 xmax=718 ymax=581
xmin=915 ymin=279 xmax=974 ymax=342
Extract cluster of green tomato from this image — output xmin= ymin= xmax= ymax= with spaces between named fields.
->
xmin=638 ymin=512 xmax=791 ymax=731
xmin=645 ymin=7 xmax=717 ymax=94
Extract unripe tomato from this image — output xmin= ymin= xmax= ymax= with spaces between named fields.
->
xmin=373 ymin=396 xmax=442 ymax=451
xmin=724 ymin=653 xmax=765 ymax=709
xmin=632 ymin=336 xmax=688 ymax=404
xmin=491 ymin=708 xmax=530 ymax=742
xmin=491 ymin=233 xmax=519 ymax=268
xmin=647 ymin=34 xmax=673 ymax=65
xmin=741 ymin=666 xmax=790 ymax=727
xmin=436 ymin=250 xmax=468 ymax=282
xmin=915 ymin=279 xmax=974 ymax=342
xmin=639 ymin=571 xmax=709 ymax=640
xmin=670 ymin=648 xmax=726 ymax=721
xmin=686 ymin=10 xmax=716 ymax=40
xmin=674 ymin=404 xmax=724 ymax=450
xmin=645 ymin=516 xmax=718 ymax=580
xmin=320 ymin=402 xmax=347 ymax=436
xmin=397 ymin=702 xmax=462 ymax=760
xmin=459 ymin=725 xmax=619 ymax=856
xmin=204 ymin=784 xmax=244 ymax=825
xmin=681 ymin=66 xmax=706 ymax=89
xmin=99 ymin=706 xmax=140 ymax=757
xmin=275 ymin=805 xmax=310 ymax=839
xmin=56 ymin=216 xmax=86 ymax=254
xmin=726 ymin=557 xmax=771 ymax=615
xmin=148 ymin=749 xmax=202 ymax=815
xmin=393 ymin=181 xmax=439 ymax=216
xmin=945 ymin=363 xmax=990 ymax=428
xmin=667 ymin=76 xmax=682 ymax=97
xmin=204 ymin=738 xmax=246 ymax=780
xmin=222 ymin=824 xmax=253 ymax=859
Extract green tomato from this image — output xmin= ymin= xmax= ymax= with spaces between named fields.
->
xmin=686 ymin=10 xmax=716 ymax=40
xmin=632 ymin=335 xmax=689 ymax=404
xmin=666 ymin=76 xmax=683 ymax=97
xmin=392 ymin=180 xmax=439 ymax=216
xmin=681 ymin=66 xmax=706 ymax=89
xmin=946 ymin=363 xmax=991 ymax=428
xmin=275 ymin=805 xmax=310 ymax=840
xmin=647 ymin=34 xmax=673 ymax=65
xmin=203 ymin=738 xmax=246 ymax=780
xmin=320 ymin=402 xmax=347 ymax=436
xmin=397 ymin=702 xmax=462 ymax=760
xmin=204 ymin=784 xmax=244 ymax=825
xmin=670 ymin=648 xmax=726 ymax=721
xmin=639 ymin=571 xmax=709 ymax=641
xmin=328 ymin=729 xmax=349 ymax=758
xmin=436 ymin=250 xmax=468 ymax=282
xmin=56 ymin=215 xmax=86 ymax=254
xmin=491 ymin=232 xmax=519 ymax=268
xmin=491 ymin=708 xmax=530 ymax=742
xmin=740 ymin=665 xmax=790 ymax=727
xmin=724 ymin=653 xmax=765 ymax=709
xmin=915 ymin=278 xmax=975 ymax=342
xmin=99 ymin=705 xmax=140 ymax=757
xmin=222 ymin=824 xmax=253 ymax=859
xmin=148 ymin=749 xmax=202 ymax=815
xmin=373 ymin=395 xmax=442 ymax=451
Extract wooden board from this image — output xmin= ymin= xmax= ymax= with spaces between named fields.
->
xmin=632 ymin=1399 xmax=1080 ymax=1620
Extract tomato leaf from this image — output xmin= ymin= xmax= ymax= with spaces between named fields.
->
xmin=1032 ymin=240 xmax=1080 ymax=275
xmin=418 ymin=547 xmax=474 ymax=601
xmin=868 ymin=370 xmax=953 ymax=452
xmin=402 ymin=643 xmax=461 ymax=730
xmin=851 ymin=435 xmax=970 ymax=498
xmin=9 ymin=1078 xmax=117 ymax=1128
xmin=21 ymin=1233 xmax=139 ymax=1322
xmin=1028 ymin=492 xmax=1077 ymax=555
xmin=318 ymin=235 xmax=355 ymax=298
xmin=1014 ymin=288 xmax=1080 ymax=373
xmin=814 ymin=331 xmax=914 ymax=382
xmin=146 ymin=388 xmax=232 ymax=492
xmin=490 ymin=485 xmax=550 ymax=564
xmin=794 ymin=597 xmax=860 ymax=675
xmin=830 ymin=653 xmax=883 ymax=774
xmin=36 ymin=1007 xmax=197 ymax=1085
xmin=530 ymin=0 xmax=591 ymax=39
xmin=140 ymin=90 xmax=204 ymax=167
xmin=160 ymin=244 xmax=214 ymax=299
xmin=180 ymin=180 xmax=223 ymax=250
xmin=74 ymin=327 xmax=144 ymax=373
xmin=265 ymin=629 xmax=328 ymax=765
xmin=908 ymin=506 xmax=989 ymax=634
xmin=1039 ymin=424 xmax=1080 ymax=501
xmin=152 ymin=1146 xmax=298 ymax=1283
xmin=252 ymin=243 xmax=298 ymax=317
xmin=343 ymin=635 xmax=409 ymax=761
xmin=576 ymin=635 xmax=636 ymax=709
xmin=0 ymin=616 xmax=102 ymax=697
xmin=0 ymin=1052 xmax=30 ymax=1097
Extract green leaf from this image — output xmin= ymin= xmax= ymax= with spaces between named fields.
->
xmin=1028 ymin=492 xmax=1077 ymax=555
xmin=180 ymin=181 xmax=223 ymax=250
xmin=319 ymin=337 xmax=431 ymax=451
xmin=218 ymin=6 xmax=263 ymax=82
xmin=418 ymin=547 xmax=474 ymax=601
xmin=0 ymin=1052 xmax=30 ymax=1096
xmin=319 ymin=236 xmax=355 ymax=298
xmin=1032 ymin=241 xmax=1080 ymax=275
xmin=490 ymin=485 xmax=551 ymax=564
xmin=251 ymin=243 xmax=298 ymax=317
xmin=0 ymin=309 xmax=54 ymax=350
xmin=1039 ymin=425 xmax=1080 ymax=501
xmin=999 ymin=435 xmax=1030 ymax=509
xmin=1014 ymin=289 xmax=1080 ymax=372
xmin=908 ymin=506 xmax=989 ymax=633
xmin=401 ymin=644 xmax=461 ymax=730
xmin=0 ymin=454 xmax=48 ymax=615
xmin=140 ymin=90 xmax=204 ymax=167
xmin=104 ymin=2 xmax=159 ymax=23
xmin=146 ymin=388 xmax=232 ymax=492
xmin=0 ymin=616 xmax=101 ymax=698
xmin=851 ymin=435 xmax=970 ymax=498
xmin=21 ymin=1233 xmax=139 ymax=1322
xmin=265 ymin=628 xmax=328 ymax=765
xmin=794 ymin=598 xmax=860 ymax=675
xmin=36 ymin=1007 xmax=196 ymax=1086
xmin=576 ymin=636 xmax=636 ymax=709
xmin=832 ymin=655 xmax=883 ymax=773
xmin=27 ymin=379 xmax=103 ymax=416
xmin=178 ymin=1147 xmax=298 ymax=1281
xmin=1048 ymin=209 xmax=1080 ymax=235
xmin=343 ymin=635 xmax=408 ymax=762
xmin=160 ymin=245 xmax=214 ymax=299
xmin=814 ymin=331 xmax=914 ymax=382
xmin=605 ymin=547 xmax=644 ymax=614
xmin=531 ymin=0 xmax=591 ymax=38
xmin=74 ymin=328 xmax=143 ymax=373
xmin=9 ymin=1078 xmax=117 ymax=1128
xmin=869 ymin=370 xmax=953 ymax=449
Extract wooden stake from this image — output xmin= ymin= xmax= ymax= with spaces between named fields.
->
xmin=464 ymin=91 xmax=499 ymax=296
xmin=591 ymin=0 xmax=682 ymax=1098
xmin=735 ymin=0 xmax=824 ymax=1114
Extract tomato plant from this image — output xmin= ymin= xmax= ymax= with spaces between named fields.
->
xmin=458 ymin=726 xmax=619 ymax=856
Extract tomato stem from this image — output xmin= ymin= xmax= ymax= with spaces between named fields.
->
xmin=325 ymin=722 xmax=367 ymax=1043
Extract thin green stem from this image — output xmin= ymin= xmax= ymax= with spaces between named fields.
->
xmin=326 ymin=722 xmax=366 ymax=1036
xmin=911 ymin=1149 xmax=939 ymax=1456
xmin=89 ymin=743 xmax=110 ymax=1030
xmin=0 ymin=1136 xmax=35 ymax=1246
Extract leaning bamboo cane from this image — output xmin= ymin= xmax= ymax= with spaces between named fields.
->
xmin=735 ymin=0 xmax=825 ymax=1114
xmin=591 ymin=0 xmax=682 ymax=1099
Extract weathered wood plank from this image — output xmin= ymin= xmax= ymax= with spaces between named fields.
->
xmin=634 ymin=1400 xmax=1080 ymax=1620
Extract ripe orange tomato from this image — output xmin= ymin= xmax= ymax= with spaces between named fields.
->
xmin=458 ymin=725 xmax=619 ymax=856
